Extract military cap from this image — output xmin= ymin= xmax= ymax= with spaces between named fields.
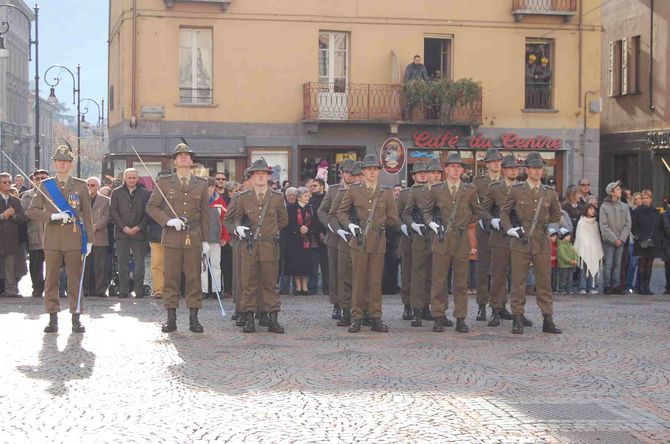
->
xmin=426 ymin=158 xmax=443 ymax=172
xmin=242 ymin=167 xmax=251 ymax=180
xmin=524 ymin=152 xmax=545 ymax=168
xmin=501 ymin=154 xmax=518 ymax=169
xmin=52 ymin=144 xmax=74 ymax=161
xmin=484 ymin=147 xmax=503 ymax=162
xmin=361 ymin=153 xmax=382 ymax=169
xmin=411 ymin=161 xmax=427 ymax=174
xmin=444 ymin=151 xmax=467 ymax=166
xmin=340 ymin=158 xmax=356 ymax=173
xmin=248 ymin=157 xmax=273 ymax=173
xmin=351 ymin=161 xmax=364 ymax=176
xmin=173 ymin=138 xmax=195 ymax=158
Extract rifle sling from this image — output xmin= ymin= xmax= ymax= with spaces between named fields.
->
xmin=252 ymin=194 xmax=272 ymax=241
xmin=528 ymin=194 xmax=545 ymax=240
xmin=445 ymin=187 xmax=464 ymax=234
xmin=363 ymin=193 xmax=380 ymax=239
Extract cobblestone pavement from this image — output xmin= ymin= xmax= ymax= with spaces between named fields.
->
xmin=1 ymin=269 xmax=669 ymax=443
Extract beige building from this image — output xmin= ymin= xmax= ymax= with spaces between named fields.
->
xmin=600 ymin=0 xmax=670 ymax=199
xmin=107 ymin=0 xmax=601 ymax=192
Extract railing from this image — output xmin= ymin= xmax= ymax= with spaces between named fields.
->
xmin=525 ymin=82 xmax=552 ymax=110
xmin=303 ymin=82 xmax=482 ymax=125
xmin=512 ymin=0 xmax=577 ymax=12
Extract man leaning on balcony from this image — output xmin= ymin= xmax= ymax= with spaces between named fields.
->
xmin=403 ymin=55 xmax=430 ymax=83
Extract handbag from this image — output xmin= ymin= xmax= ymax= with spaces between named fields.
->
xmin=639 ymin=238 xmax=655 ymax=249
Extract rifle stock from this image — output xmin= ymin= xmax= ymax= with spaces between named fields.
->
xmin=509 ymin=210 xmax=528 ymax=244
xmin=240 ymin=214 xmax=254 ymax=252
xmin=348 ymin=207 xmax=364 ymax=247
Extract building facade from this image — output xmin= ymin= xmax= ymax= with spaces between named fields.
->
xmin=28 ymin=93 xmax=57 ymax=168
xmin=107 ymin=0 xmax=601 ymax=193
xmin=600 ymin=0 xmax=670 ymax=201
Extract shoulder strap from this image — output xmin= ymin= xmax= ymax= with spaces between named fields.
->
xmin=528 ymin=195 xmax=545 ymax=239
xmin=445 ymin=188 xmax=464 ymax=233
xmin=252 ymin=194 xmax=272 ymax=241
xmin=363 ymin=192 xmax=380 ymax=238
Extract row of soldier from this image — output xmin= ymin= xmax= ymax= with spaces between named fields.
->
xmin=26 ymin=141 xmax=562 ymax=335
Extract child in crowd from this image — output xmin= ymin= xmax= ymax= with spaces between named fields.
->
xmin=557 ymin=227 xmax=578 ymax=295
xmin=550 ymin=228 xmax=558 ymax=292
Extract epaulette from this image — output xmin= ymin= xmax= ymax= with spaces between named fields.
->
xmin=463 ymin=182 xmax=474 ymax=189
xmin=473 ymin=175 xmax=487 ymax=183
xmin=73 ymin=177 xmax=86 ymax=183
xmin=238 ymin=189 xmax=252 ymax=196
xmin=512 ymin=182 xmax=525 ymax=187
xmin=411 ymin=183 xmax=425 ymax=189
xmin=381 ymin=185 xmax=391 ymax=191
xmin=351 ymin=182 xmax=363 ymax=188
xmin=542 ymin=184 xmax=556 ymax=191
xmin=488 ymin=180 xmax=502 ymax=188
xmin=400 ymin=188 xmax=411 ymax=194
xmin=271 ymin=189 xmax=283 ymax=195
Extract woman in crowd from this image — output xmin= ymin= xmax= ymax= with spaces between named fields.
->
xmin=562 ymin=186 xmax=582 ymax=235
xmin=631 ymin=190 xmax=661 ymax=295
xmin=201 ymin=177 xmax=229 ymax=299
xmin=625 ymin=192 xmax=641 ymax=293
xmin=283 ymin=187 xmax=315 ymax=295
xmin=574 ymin=204 xmax=603 ymax=294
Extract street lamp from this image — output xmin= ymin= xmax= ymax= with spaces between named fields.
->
xmin=45 ymin=64 xmax=81 ymax=176
xmin=79 ymin=97 xmax=105 ymax=143
xmin=0 ymin=3 xmax=39 ymax=168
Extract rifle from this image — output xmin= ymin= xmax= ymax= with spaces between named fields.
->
xmin=412 ymin=207 xmax=429 ymax=237
xmin=240 ymin=214 xmax=254 ymax=253
xmin=432 ymin=208 xmax=445 ymax=242
xmin=509 ymin=210 xmax=528 ymax=244
xmin=348 ymin=206 xmax=364 ymax=248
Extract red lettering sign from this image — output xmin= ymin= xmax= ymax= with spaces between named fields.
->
xmin=413 ymin=131 xmax=563 ymax=150
xmin=412 ymin=131 xmax=460 ymax=148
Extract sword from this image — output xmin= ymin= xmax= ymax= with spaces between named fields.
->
xmin=205 ymin=254 xmax=226 ymax=317
xmin=1 ymin=151 xmax=64 ymax=213
xmin=130 ymin=145 xmax=180 ymax=219
xmin=75 ymin=253 xmax=88 ymax=314
xmin=661 ymin=157 xmax=670 ymax=174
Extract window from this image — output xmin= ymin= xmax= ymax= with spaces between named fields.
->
xmin=109 ymin=85 xmax=114 ymax=111
xmin=179 ymin=28 xmax=213 ymax=105
xmin=251 ymin=149 xmax=290 ymax=183
xmin=609 ymin=36 xmax=641 ymax=97
xmin=318 ymin=31 xmax=348 ymax=93
xmin=524 ymin=39 xmax=554 ymax=109
xmin=424 ymin=37 xmax=452 ymax=80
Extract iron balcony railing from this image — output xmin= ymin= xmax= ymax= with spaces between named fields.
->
xmin=525 ymin=82 xmax=553 ymax=110
xmin=512 ymin=0 xmax=577 ymax=21
xmin=303 ymin=82 xmax=482 ymax=125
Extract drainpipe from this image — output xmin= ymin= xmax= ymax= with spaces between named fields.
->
xmin=577 ymin=0 xmax=583 ymax=107
xmin=649 ymin=0 xmax=655 ymax=111
xmin=130 ymin=0 xmax=138 ymax=128
xmin=582 ymin=90 xmax=598 ymax=180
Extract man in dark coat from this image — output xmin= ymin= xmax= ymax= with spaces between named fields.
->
xmin=0 ymin=172 xmax=28 ymax=297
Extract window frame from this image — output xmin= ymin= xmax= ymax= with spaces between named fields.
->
xmin=524 ymin=38 xmax=555 ymax=111
xmin=178 ymin=27 xmax=214 ymax=106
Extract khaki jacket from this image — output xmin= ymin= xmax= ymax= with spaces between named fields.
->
xmin=91 ymin=193 xmax=111 ymax=247
xmin=396 ymin=187 xmax=411 ymax=254
xmin=21 ymin=189 xmax=44 ymax=250
xmin=401 ymin=183 xmax=435 ymax=250
xmin=26 ymin=176 xmax=93 ymax=252
xmin=317 ymin=183 xmax=340 ymax=248
xmin=146 ymin=173 xmax=210 ymax=249
xmin=328 ymin=185 xmax=351 ymax=253
xmin=481 ymin=180 xmax=518 ymax=249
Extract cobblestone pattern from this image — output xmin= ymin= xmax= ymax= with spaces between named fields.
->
xmin=1 ymin=271 xmax=669 ymax=443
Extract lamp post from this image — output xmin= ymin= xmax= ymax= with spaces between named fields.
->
xmin=45 ymin=64 xmax=81 ymax=176
xmin=79 ymin=97 xmax=105 ymax=143
xmin=0 ymin=3 xmax=39 ymax=169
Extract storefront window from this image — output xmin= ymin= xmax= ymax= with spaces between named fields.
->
xmin=299 ymin=147 xmax=364 ymax=184
xmin=251 ymin=149 xmax=289 ymax=184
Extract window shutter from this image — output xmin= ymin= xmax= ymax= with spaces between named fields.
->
xmin=608 ymin=41 xmax=615 ymax=97
xmin=621 ymin=38 xmax=628 ymax=95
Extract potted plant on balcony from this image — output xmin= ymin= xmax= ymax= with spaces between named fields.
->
xmin=442 ymin=78 xmax=482 ymax=119
xmin=403 ymin=79 xmax=430 ymax=120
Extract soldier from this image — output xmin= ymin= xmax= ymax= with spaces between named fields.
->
xmin=422 ymin=152 xmax=489 ymax=333
xmin=337 ymin=154 xmax=399 ymax=333
xmin=224 ymin=158 xmax=288 ymax=334
xmin=480 ymin=154 xmax=525 ymax=326
xmin=146 ymin=141 xmax=210 ymax=333
xmin=317 ymin=158 xmax=355 ymax=320
xmin=328 ymin=161 xmax=363 ymax=327
xmin=396 ymin=162 xmax=427 ymax=320
xmin=472 ymin=147 xmax=503 ymax=321
xmin=27 ymin=144 xmax=93 ymax=333
xmin=499 ymin=151 xmax=562 ymax=334
xmin=227 ymin=167 xmax=250 ymax=326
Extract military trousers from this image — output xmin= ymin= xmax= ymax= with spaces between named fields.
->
xmin=489 ymin=245 xmax=511 ymax=310
xmin=232 ymin=242 xmax=242 ymax=312
xmin=44 ymin=249 xmax=83 ymax=314
xmin=509 ymin=248 xmax=553 ymax=316
xmin=475 ymin=225 xmax=491 ymax=305
xmin=163 ymin=246 xmax=202 ymax=309
xmin=399 ymin=236 xmax=411 ymax=306
xmin=327 ymin=245 xmax=339 ymax=305
xmin=410 ymin=235 xmax=432 ymax=309
xmin=350 ymin=249 xmax=382 ymax=320
xmin=337 ymin=241 xmax=353 ymax=310
xmin=240 ymin=242 xmax=280 ymax=313
xmin=150 ymin=242 xmax=164 ymax=296
xmin=430 ymin=251 xmax=469 ymax=319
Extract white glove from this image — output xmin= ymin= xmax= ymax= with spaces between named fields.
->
xmin=400 ymin=224 xmax=409 ymax=237
xmin=491 ymin=218 xmax=501 ymax=230
xmin=202 ymin=242 xmax=210 ymax=257
xmin=51 ymin=212 xmax=70 ymax=223
xmin=507 ymin=227 xmax=521 ymax=239
xmin=85 ymin=242 xmax=93 ymax=256
xmin=166 ymin=218 xmax=185 ymax=231
xmin=348 ymin=223 xmax=360 ymax=236
xmin=428 ymin=221 xmax=442 ymax=234
xmin=235 ymin=226 xmax=250 ymax=239
xmin=478 ymin=220 xmax=486 ymax=230
xmin=411 ymin=222 xmax=425 ymax=235
xmin=337 ymin=229 xmax=350 ymax=242
xmin=327 ymin=223 xmax=335 ymax=234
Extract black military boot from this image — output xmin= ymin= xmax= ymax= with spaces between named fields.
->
xmin=521 ymin=315 xmax=533 ymax=327
xmin=432 ymin=316 xmax=445 ymax=332
xmin=231 ymin=311 xmax=240 ymax=321
xmin=370 ymin=318 xmax=389 ymax=332
xmin=488 ymin=309 xmax=501 ymax=327
xmin=337 ymin=308 xmax=351 ymax=327
xmin=44 ymin=313 xmax=58 ymax=333
xmin=162 ymin=308 xmax=177 ymax=333
xmin=72 ymin=314 xmax=86 ymax=333
xmin=348 ymin=319 xmax=362 ymax=333
xmin=511 ymin=315 xmax=524 ymax=334
xmin=267 ymin=311 xmax=285 ymax=334
xmin=499 ymin=305 xmax=513 ymax=320
xmin=402 ymin=304 xmax=412 ymax=320
xmin=362 ymin=311 xmax=372 ymax=326
xmin=455 ymin=318 xmax=469 ymax=333
xmin=189 ymin=308 xmax=204 ymax=333
xmin=331 ymin=303 xmax=342 ymax=320
xmin=542 ymin=315 xmax=562 ymax=334
xmin=257 ymin=311 xmax=269 ymax=327
xmin=242 ymin=311 xmax=256 ymax=333
xmin=411 ymin=309 xmax=422 ymax=327
xmin=444 ymin=316 xmax=454 ymax=327
xmin=235 ymin=312 xmax=247 ymax=327
xmin=421 ymin=306 xmax=434 ymax=321
xmin=476 ymin=304 xmax=487 ymax=321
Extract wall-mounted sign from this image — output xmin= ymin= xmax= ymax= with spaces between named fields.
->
xmin=140 ymin=106 xmax=165 ymax=119
xmin=412 ymin=131 xmax=563 ymax=150
xmin=379 ymin=137 xmax=406 ymax=175
xmin=648 ymin=131 xmax=670 ymax=150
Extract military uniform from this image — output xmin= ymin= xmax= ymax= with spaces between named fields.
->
xmin=26 ymin=145 xmax=93 ymax=333
xmin=499 ymin=152 xmax=562 ymax=334
xmin=396 ymin=187 xmax=412 ymax=317
xmin=336 ymin=154 xmax=399 ymax=332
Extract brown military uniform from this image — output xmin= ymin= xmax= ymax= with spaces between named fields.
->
xmin=473 ymin=174 xmax=499 ymax=306
xmin=223 ymin=192 xmax=243 ymax=314
xmin=224 ymin=188 xmax=288 ymax=313
xmin=337 ymin=182 xmax=399 ymax=320
xmin=401 ymin=184 xmax=433 ymax=310
xmin=396 ymin=188 xmax=412 ymax=307
xmin=27 ymin=176 xmax=93 ymax=314
xmin=422 ymin=181 xmax=488 ymax=319
xmin=328 ymin=185 xmax=354 ymax=310
xmin=500 ymin=181 xmax=561 ymax=316
xmin=481 ymin=179 xmax=517 ymax=310
xmin=146 ymin=173 xmax=210 ymax=309
xmin=317 ymin=183 xmax=341 ymax=306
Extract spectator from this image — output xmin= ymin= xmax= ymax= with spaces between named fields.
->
xmin=147 ymin=212 xmax=164 ymax=299
xmin=631 ymin=189 xmax=661 ymax=295
xmin=562 ymin=186 xmax=581 ymax=234
xmin=110 ymin=168 xmax=150 ymax=298
xmin=221 ymin=181 xmax=239 ymax=297
xmin=285 ymin=186 xmax=297 ymax=205
xmin=557 ymin=228 xmax=578 ymax=295
xmin=283 ymin=187 xmax=315 ymax=295
xmin=549 ymin=229 xmax=558 ymax=292
xmin=577 ymin=178 xmax=593 ymax=206
xmin=599 ymin=181 xmax=631 ymax=294
xmin=82 ymin=177 xmax=111 ymax=297
xmin=403 ymin=55 xmax=430 ymax=82
xmin=625 ymin=192 xmax=642 ymax=293
xmin=201 ymin=177 xmax=229 ymax=299
xmin=21 ymin=169 xmax=49 ymax=297
xmin=14 ymin=174 xmax=28 ymax=194
xmin=308 ymin=178 xmax=328 ymax=295
xmin=0 ymin=172 xmax=28 ymax=297
xmin=281 ymin=180 xmax=290 ymax=192
xmin=214 ymin=171 xmax=227 ymax=196
xmin=574 ymin=204 xmax=603 ymax=295
xmin=99 ymin=186 xmax=111 ymax=197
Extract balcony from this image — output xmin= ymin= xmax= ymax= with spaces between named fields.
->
xmin=302 ymin=82 xmax=482 ymax=127
xmin=164 ymin=0 xmax=231 ymax=10
xmin=512 ymin=0 xmax=577 ymax=22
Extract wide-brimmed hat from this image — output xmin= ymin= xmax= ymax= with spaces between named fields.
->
xmin=444 ymin=152 xmax=467 ymax=167
xmin=52 ymin=144 xmax=74 ymax=161
xmin=172 ymin=138 xmax=196 ymax=158
xmin=484 ymin=148 xmax=503 ymax=162
xmin=411 ymin=161 xmax=427 ymax=174
xmin=351 ymin=161 xmax=364 ymax=176
xmin=426 ymin=158 xmax=443 ymax=172
xmin=524 ymin=152 xmax=545 ymax=168
xmin=501 ymin=154 xmax=518 ymax=169
xmin=340 ymin=159 xmax=356 ymax=173
xmin=248 ymin=158 xmax=273 ymax=173
xmin=361 ymin=153 xmax=382 ymax=169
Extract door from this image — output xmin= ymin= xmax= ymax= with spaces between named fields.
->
xmin=318 ymin=32 xmax=349 ymax=120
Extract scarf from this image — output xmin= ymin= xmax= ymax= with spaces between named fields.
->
xmin=297 ymin=203 xmax=312 ymax=249
xmin=573 ymin=216 xmax=604 ymax=278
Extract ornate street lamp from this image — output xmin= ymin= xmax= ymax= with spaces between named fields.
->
xmin=45 ymin=64 xmax=81 ymax=176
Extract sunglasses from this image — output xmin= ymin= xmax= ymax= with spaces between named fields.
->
xmin=87 ymin=184 xmax=98 ymax=187
xmin=580 ymin=183 xmax=590 ymax=187
xmin=215 ymin=178 xmax=225 ymax=181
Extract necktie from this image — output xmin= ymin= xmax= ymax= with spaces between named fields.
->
xmin=450 ymin=185 xmax=457 ymax=196
xmin=532 ymin=186 xmax=538 ymax=196
xmin=258 ymin=192 xmax=264 ymax=203
xmin=368 ymin=187 xmax=374 ymax=196
xmin=181 ymin=177 xmax=188 ymax=189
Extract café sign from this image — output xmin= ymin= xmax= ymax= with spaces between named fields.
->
xmin=412 ymin=131 xmax=563 ymax=150
xmin=379 ymin=137 xmax=406 ymax=175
